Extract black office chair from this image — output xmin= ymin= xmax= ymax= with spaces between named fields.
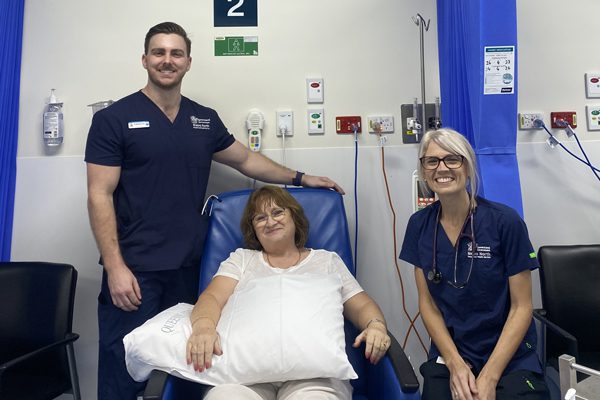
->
xmin=533 ymin=245 xmax=600 ymax=380
xmin=0 ymin=262 xmax=81 ymax=400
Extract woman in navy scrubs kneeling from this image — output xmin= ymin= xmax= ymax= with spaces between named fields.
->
xmin=400 ymin=129 xmax=549 ymax=400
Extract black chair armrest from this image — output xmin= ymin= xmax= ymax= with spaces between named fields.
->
xmin=143 ymin=370 xmax=211 ymax=400
xmin=387 ymin=330 xmax=420 ymax=393
xmin=143 ymin=370 xmax=169 ymax=400
xmin=142 ymin=331 xmax=421 ymax=399
xmin=0 ymin=332 xmax=79 ymax=374
xmin=533 ymin=309 xmax=578 ymax=357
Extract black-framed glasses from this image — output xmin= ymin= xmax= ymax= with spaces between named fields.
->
xmin=420 ymin=155 xmax=465 ymax=170
xmin=252 ymin=207 xmax=286 ymax=225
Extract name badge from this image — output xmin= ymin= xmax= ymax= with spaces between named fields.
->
xmin=128 ymin=121 xmax=150 ymax=129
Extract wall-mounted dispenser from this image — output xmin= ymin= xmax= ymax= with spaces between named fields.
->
xmin=43 ymin=89 xmax=64 ymax=146
xmin=88 ymin=100 xmax=114 ymax=115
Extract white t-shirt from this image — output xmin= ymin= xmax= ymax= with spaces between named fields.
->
xmin=215 ymin=248 xmax=363 ymax=303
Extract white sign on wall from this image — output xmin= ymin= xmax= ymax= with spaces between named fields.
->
xmin=484 ymin=46 xmax=515 ymax=95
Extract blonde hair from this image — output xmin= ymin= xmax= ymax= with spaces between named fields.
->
xmin=418 ymin=128 xmax=479 ymax=208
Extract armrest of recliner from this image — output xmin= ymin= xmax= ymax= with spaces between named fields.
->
xmin=386 ymin=330 xmax=420 ymax=393
xmin=143 ymin=370 xmax=210 ymax=400
xmin=143 ymin=370 xmax=169 ymax=400
xmin=533 ymin=309 xmax=579 ymax=357
xmin=0 ymin=332 xmax=79 ymax=375
xmin=142 ymin=331 xmax=421 ymax=399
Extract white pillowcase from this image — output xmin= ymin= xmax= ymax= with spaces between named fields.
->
xmin=124 ymin=273 xmax=357 ymax=385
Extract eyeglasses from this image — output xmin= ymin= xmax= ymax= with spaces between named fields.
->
xmin=252 ymin=207 xmax=286 ymax=226
xmin=420 ymin=155 xmax=465 ymax=170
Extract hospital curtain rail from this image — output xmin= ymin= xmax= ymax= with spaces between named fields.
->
xmin=0 ymin=0 xmax=25 ymax=261
xmin=436 ymin=0 xmax=524 ymax=216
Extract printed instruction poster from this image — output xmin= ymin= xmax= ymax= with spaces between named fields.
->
xmin=484 ymin=46 xmax=515 ymax=95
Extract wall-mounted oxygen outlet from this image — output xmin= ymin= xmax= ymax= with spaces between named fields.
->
xmin=335 ymin=116 xmax=361 ymax=134
xmin=276 ymin=110 xmax=294 ymax=136
xmin=367 ymin=116 xmax=394 ymax=133
xmin=550 ymin=111 xmax=577 ymax=128
xmin=518 ymin=113 xmax=543 ymax=130
xmin=400 ymin=103 xmax=441 ymax=143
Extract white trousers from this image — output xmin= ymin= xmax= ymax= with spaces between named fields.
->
xmin=203 ymin=378 xmax=353 ymax=400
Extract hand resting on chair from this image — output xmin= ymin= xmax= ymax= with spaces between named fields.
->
xmin=186 ymin=186 xmax=390 ymax=396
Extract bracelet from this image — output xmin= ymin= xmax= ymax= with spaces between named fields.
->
xmin=191 ymin=316 xmax=216 ymax=327
xmin=365 ymin=318 xmax=386 ymax=329
xmin=292 ymin=171 xmax=305 ymax=186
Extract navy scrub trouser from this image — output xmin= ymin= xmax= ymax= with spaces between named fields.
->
xmin=97 ymin=266 xmax=199 ymax=400
xmin=419 ymin=358 xmax=550 ymax=400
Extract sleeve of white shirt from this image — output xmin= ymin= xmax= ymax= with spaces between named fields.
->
xmin=213 ymin=248 xmax=245 ymax=281
xmin=330 ymin=252 xmax=364 ymax=303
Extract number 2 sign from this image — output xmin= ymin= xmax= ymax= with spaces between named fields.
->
xmin=214 ymin=0 xmax=258 ymax=27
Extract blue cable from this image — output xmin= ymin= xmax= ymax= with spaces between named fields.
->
xmin=353 ymin=127 xmax=359 ymax=272
xmin=536 ymin=120 xmax=600 ymax=178
xmin=571 ymin=129 xmax=600 ymax=181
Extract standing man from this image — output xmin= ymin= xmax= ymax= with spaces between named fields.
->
xmin=85 ymin=22 xmax=343 ymax=400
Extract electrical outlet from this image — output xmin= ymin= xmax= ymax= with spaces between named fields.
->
xmin=550 ymin=111 xmax=577 ymax=129
xmin=518 ymin=113 xmax=543 ymax=130
xmin=276 ymin=110 xmax=293 ymax=136
xmin=367 ymin=116 xmax=394 ymax=133
xmin=335 ymin=116 xmax=361 ymax=134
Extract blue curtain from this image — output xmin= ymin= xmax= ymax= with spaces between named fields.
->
xmin=0 ymin=0 xmax=25 ymax=261
xmin=437 ymin=0 xmax=523 ymax=216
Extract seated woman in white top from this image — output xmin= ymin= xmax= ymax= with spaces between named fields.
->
xmin=186 ymin=185 xmax=391 ymax=400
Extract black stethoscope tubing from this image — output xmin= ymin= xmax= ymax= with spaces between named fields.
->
xmin=428 ymin=205 xmax=477 ymax=287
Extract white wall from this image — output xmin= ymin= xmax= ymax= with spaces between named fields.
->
xmin=12 ymin=0 xmax=600 ymax=399
xmin=516 ymin=0 xmax=600 ymax=246
xmin=15 ymin=1 xmax=438 ymax=398
xmin=18 ymin=0 xmax=440 ymax=157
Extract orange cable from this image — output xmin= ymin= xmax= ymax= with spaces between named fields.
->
xmin=380 ymin=144 xmax=429 ymax=355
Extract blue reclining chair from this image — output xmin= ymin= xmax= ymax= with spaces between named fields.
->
xmin=143 ymin=188 xmax=420 ymax=400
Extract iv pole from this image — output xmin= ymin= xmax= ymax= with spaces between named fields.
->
xmin=412 ymin=13 xmax=430 ymax=141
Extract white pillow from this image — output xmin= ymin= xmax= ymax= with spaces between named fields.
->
xmin=124 ymin=273 xmax=357 ymax=385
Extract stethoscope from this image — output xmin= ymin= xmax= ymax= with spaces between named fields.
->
xmin=427 ymin=205 xmax=477 ymax=288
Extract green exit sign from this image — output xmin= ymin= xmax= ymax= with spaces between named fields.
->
xmin=214 ymin=36 xmax=258 ymax=57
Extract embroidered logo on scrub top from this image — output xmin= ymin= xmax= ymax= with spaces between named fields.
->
xmin=467 ymin=242 xmax=491 ymax=259
xmin=190 ymin=116 xmax=211 ymax=130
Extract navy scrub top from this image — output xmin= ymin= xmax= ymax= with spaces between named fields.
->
xmin=85 ymin=91 xmax=235 ymax=272
xmin=400 ymin=197 xmax=542 ymax=374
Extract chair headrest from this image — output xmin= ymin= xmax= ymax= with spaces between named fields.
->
xmin=199 ymin=188 xmax=353 ymax=291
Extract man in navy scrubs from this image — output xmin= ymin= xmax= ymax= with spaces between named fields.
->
xmin=85 ymin=22 xmax=343 ymax=400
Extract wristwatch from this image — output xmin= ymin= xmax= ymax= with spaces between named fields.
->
xmin=292 ymin=171 xmax=305 ymax=186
